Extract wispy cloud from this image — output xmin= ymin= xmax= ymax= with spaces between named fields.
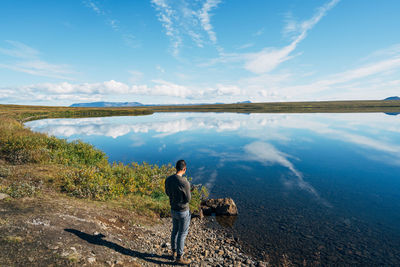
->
xmin=276 ymin=50 xmax=400 ymax=99
xmin=83 ymin=0 xmax=140 ymax=48
xmin=245 ymin=0 xmax=340 ymax=74
xmin=0 ymin=40 xmax=74 ymax=80
xmin=0 ymin=40 xmax=39 ymax=58
xmin=151 ymin=0 xmax=181 ymax=55
xmin=151 ymin=0 xmax=221 ymax=55
xmin=253 ymin=28 xmax=264 ymax=37
xmin=198 ymin=0 xmax=221 ymax=44
xmin=83 ymin=0 xmax=103 ymax=15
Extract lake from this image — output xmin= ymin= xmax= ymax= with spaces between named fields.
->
xmin=26 ymin=112 xmax=400 ymax=265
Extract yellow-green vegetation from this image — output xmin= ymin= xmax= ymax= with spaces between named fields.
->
xmin=0 ymin=104 xmax=207 ymax=218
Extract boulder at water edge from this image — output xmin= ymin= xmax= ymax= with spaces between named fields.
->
xmin=201 ymin=198 xmax=238 ymax=216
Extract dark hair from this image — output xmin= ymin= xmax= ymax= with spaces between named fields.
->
xmin=176 ymin=159 xmax=186 ymax=172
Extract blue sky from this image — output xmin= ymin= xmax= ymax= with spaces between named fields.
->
xmin=1 ymin=0 xmax=400 ymax=105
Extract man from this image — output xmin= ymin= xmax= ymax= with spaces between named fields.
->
xmin=165 ymin=159 xmax=192 ymax=265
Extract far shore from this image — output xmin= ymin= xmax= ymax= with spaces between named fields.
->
xmin=2 ymin=100 xmax=400 ymax=120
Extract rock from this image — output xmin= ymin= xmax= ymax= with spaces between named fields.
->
xmin=191 ymin=208 xmax=204 ymax=219
xmin=87 ymin=257 xmax=96 ymax=264
xmin=0 ymin=193 xmax=10 ymax=200
xmin=161 ymin=242 xmax=170 ymax=248
xmin=201 ymin=198 xmax=238 ymax=216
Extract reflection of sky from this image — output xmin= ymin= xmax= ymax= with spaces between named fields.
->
xmin=26 ymin=113 xmax=400 ymax=207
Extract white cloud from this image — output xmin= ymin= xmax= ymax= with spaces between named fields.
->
xmin=244 ymin=0 xmax=340 ymax=74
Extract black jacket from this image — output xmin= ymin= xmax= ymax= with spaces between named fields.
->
xmin=165 ymin=174 xmax=191 ymax=211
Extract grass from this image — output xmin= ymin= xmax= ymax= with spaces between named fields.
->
xmin=0 ymin=104 xmax=207 ymax=219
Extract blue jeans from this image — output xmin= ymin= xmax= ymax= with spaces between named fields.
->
xmin=171 ymin=209 xmax=191 ymax=256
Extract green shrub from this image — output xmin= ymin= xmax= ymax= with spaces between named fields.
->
xmin=60 ymin=161 xmax=208 ymax=214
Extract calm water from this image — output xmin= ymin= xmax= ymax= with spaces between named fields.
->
xmin=26 ymin=113 xmax=400 ymax=265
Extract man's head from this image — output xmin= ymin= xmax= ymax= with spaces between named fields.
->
xmin=176 ymin=159 xmax=186 ymax=175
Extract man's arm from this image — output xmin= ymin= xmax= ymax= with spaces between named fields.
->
xmin=165 ymin=178 xmax=169 ymax=197
xmin=183 ymin=180 xmax=191 ymax=203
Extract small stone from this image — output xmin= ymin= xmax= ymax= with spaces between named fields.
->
xmin=218 ymin=250 xmax=224 ymax=256
xmin=28 ymin=257 xmax=34 ymax=262
xmin=87 ymin=257 xmax=96 ymax=264
xmin=161 ymin=242 xmax=170 ymax=248
xmin=258 ymin=261 xmax=267 ymax=267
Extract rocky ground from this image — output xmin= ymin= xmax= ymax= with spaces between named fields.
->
xmin=0 ymin=193 xmax=268 ymax=266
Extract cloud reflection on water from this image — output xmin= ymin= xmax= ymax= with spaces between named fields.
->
xmin=244 ymin=141 xmax=331 ymax=207
xmin=25 ymin=113 xmax=400 ymax=205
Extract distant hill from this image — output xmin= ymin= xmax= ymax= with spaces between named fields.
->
xmin=70 ymin=100 xmax=252 ymax=107
xmin=70 ymin=101 xmax=143 ymax=107
xmin=384 ymin=96 xmax=400 ymax=101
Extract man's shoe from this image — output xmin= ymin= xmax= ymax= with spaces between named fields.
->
xmin=175 ymin=256 xmax=191 ymax=265
xmin=171 ymin=251 xmax=177 ymax=260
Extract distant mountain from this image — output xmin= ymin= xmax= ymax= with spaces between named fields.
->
xmin=70 ymin=100 xmax=252 ymax=107
xmin=70 ymin=101 xmax=143 ymax=107
xmin=384 ymin=96 xmax=400 ymax=100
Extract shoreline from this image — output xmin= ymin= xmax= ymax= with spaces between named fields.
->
xmin=0 ymin=193 xmax=264 ymax=266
